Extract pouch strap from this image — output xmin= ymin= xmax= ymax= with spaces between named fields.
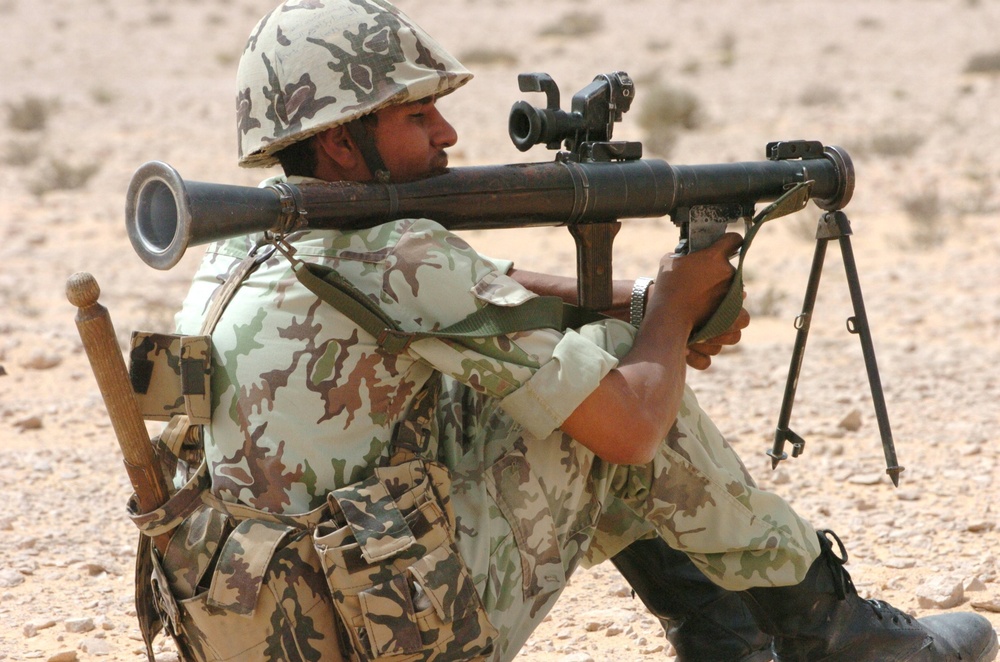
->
xmin=198 ymin=243 xmax=277 ymax=336
xmin=207 ymin=519 xmax=295 ymax=616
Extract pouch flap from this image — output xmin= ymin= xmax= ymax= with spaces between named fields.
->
xmin=358 ymin=575 xmax=422 ymax=656
xmin=129 ymin=331 xmax=212 ymax=424
xmin=328 ymin=473 xmax=415 ymax=564
xmin=207 ymin=519 xmax=294 ymax=616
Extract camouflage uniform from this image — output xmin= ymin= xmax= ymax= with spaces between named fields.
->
xmin=175 ymin=190 xmax=821 ymax=659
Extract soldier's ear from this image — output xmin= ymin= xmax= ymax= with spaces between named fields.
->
xmin=314 ymin=126 xmax=365 ymax=175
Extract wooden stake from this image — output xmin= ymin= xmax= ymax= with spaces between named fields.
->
xmin=67 ymin=272 xmax=171 ymax=554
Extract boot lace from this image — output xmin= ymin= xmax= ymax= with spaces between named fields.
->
xmin=867 ymin=599 xmax=915 ymax=626
xmin=817 ymin=529 xmax=856 ymax=600
xmin=819 ymin=530 xmax=916 ymax=626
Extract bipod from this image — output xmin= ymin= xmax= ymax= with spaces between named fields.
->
xmin=767 ymin=210 xmax=904 ymax=486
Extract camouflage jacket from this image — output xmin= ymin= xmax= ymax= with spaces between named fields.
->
xmin=174 ymin=176 xmax=625 ymax=515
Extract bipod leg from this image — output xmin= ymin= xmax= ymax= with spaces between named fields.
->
xmin=830 ymin=211 xmax=904 ymax=486
xmin=768 ymin=221 xmax=830 ymax=469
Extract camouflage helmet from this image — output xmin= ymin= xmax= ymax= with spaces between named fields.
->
xmin=236 ymin=0 xmax=473 ymax=168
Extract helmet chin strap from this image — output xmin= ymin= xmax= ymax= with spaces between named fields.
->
xmin=345 ymin=119 xmax=391 ymax=183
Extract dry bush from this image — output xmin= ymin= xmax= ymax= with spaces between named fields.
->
xmin=29 ymin=159 xmax=100 ymax=196
xmin=718 ymin=31 xmax=737 ymax=68
xmin=637 ymin=82 xmax=704 ymax=158
xmin=964 ymin=51 xmax=1000 ymax=75
xmin=901 ymin=189 xmax=944 ymax=248
xmin=89 ymin=86 xmax=117 ymax=105
xmin=798 ymin=84 xmax=842 ymax=107
xmin=869 ymin=131 xmax=924 ymax=158
xmin=745 ymin=283 xmax=788 ymax=319
xmin=5 ymin=96 xmax=56 ymax=132
xmin=3 ymin=140 xmax=40 ymax=167
xmin=540 ymin=12 xmax=602 ymax=38
xmin=458 ymin=47 xmax=518 ymax=67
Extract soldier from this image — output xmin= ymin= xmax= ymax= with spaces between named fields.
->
xmin=169 ymin=1 xmax=998 ymax=660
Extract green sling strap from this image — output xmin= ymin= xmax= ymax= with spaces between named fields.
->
xmin=288 ymin=254 xmax=605 ymax=361
xmin=688 ymin=181 xmax=814 ymax=344
xmin=279 ymin=181 xmax=812 ymax=357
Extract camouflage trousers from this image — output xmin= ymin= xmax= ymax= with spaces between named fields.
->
xmin=435 ymin=364 xmax=821 ymax=661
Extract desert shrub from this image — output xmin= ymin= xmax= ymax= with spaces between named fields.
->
xmin=870 ymin=132 xmax=924 ymax=158
xmin=718 ymin=31 xmax=737 ymax=67
xmin=539 ymin=12 xmax=602 ymax=38
xmin=89 ymin=86 xmax=117 ymax=105
xmin=637 ymin=82 xmax=704 ymax=157
xmin=3 ymin=140 xmax=40 ymax=167
xmin=798 ymin=84 xmax=841 ymax=107
xmin=458 ymin=47 xmax=518 ymax=67
xmin=29 ymin=159 xmax=100 ymax=196
xmin=901 ymin=189 xmax=944 ymax=247
xmin=964 ymin=51 xmax=1000 ymax=75
xmin=5 ymin=96 xmax=55 ymax=132
xmin=746 ymin=284 xmax=787 ymax=318
xmin=148 ymin=10 xmax=172 ymax=25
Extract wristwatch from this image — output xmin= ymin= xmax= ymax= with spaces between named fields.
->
xmin=630 ymin=277 xmax=654 ymax=327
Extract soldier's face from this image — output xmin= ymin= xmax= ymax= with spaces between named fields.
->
xmin=373 ymin=98 xmax=458 ymax=182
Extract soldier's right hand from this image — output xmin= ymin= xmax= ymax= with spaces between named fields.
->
xmin=647 ymin=232 xmax=743 ymax=335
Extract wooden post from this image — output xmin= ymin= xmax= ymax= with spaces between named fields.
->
xmin=67 ymin=272 xmax=171 ymax=554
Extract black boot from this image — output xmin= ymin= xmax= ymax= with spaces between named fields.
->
xmin=611 ymin=537 xmax=773 ymax=662
xmin=740 ymin=529 xmax=1000 ymax=662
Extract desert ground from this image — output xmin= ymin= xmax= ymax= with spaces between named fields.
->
xmin=2 ymin=0 xmax=1000 ymax=660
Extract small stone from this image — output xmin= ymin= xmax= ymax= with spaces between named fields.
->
xmin=848 ymin=473 xmax=884 ymax=485
xmin=24 ymin=619 xmax=57 ymax=637
xmin=559 ymin=654 xmax=595 ymax=662
xmin=21 ymin=350 xmax=62 ymax=370
xmin=967 ymin=521 xmax=995 ymax=533
xmin=47 ymin=652 xmax=79 ymax=662
xmin=884 ymin=557 xmax=916 ymax=569
xmin=14 ymin=415 xmax=43 ymax=431
xmin=838 ymin=409 xmax=863 ymax=431
xmin=78 ymin=637 xmax=111 ymax=655
xmin=0 ymin=569 xmax=25 ymax=588
xmin=64 ymin=618 xmax=95 ymax=634
xmin=916 ymin=576 xmax=964 ymax=609
xmin=971 ymin=597 xmax=1000 ymax=613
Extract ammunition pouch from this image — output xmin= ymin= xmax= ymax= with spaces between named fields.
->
xmin=127 ymin=364 xmax=496 ymax=661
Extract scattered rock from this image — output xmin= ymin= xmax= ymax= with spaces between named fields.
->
xmin=838 ymin=409 xmax=863 ymax=432
xmin=972 ymin=598 xmax=1000 ymax=613
xmin=64 ymin=618 xmax=95 ymax=634
xmin=78 ymin=637 xmax=111 ymax=655
xmin=848 ymin=473 xmax=884 ymax=485
xmin=23 ymin=619 xmax=57 ymax=637
xmin=916 ymin=576 xmax=965 ymax=609
xmin=47 ymin=652 xmax=79 ymax=662
xmin=14 ymin=415 xmax=43 ymax=431
xmin=0 ymin=569 xmax=25 ymax=588
xmin=20 ymin=350 xmax=62 ymax=371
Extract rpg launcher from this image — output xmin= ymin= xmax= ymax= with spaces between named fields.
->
xmin=124 ymin=70 xmax=901 ymax=485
